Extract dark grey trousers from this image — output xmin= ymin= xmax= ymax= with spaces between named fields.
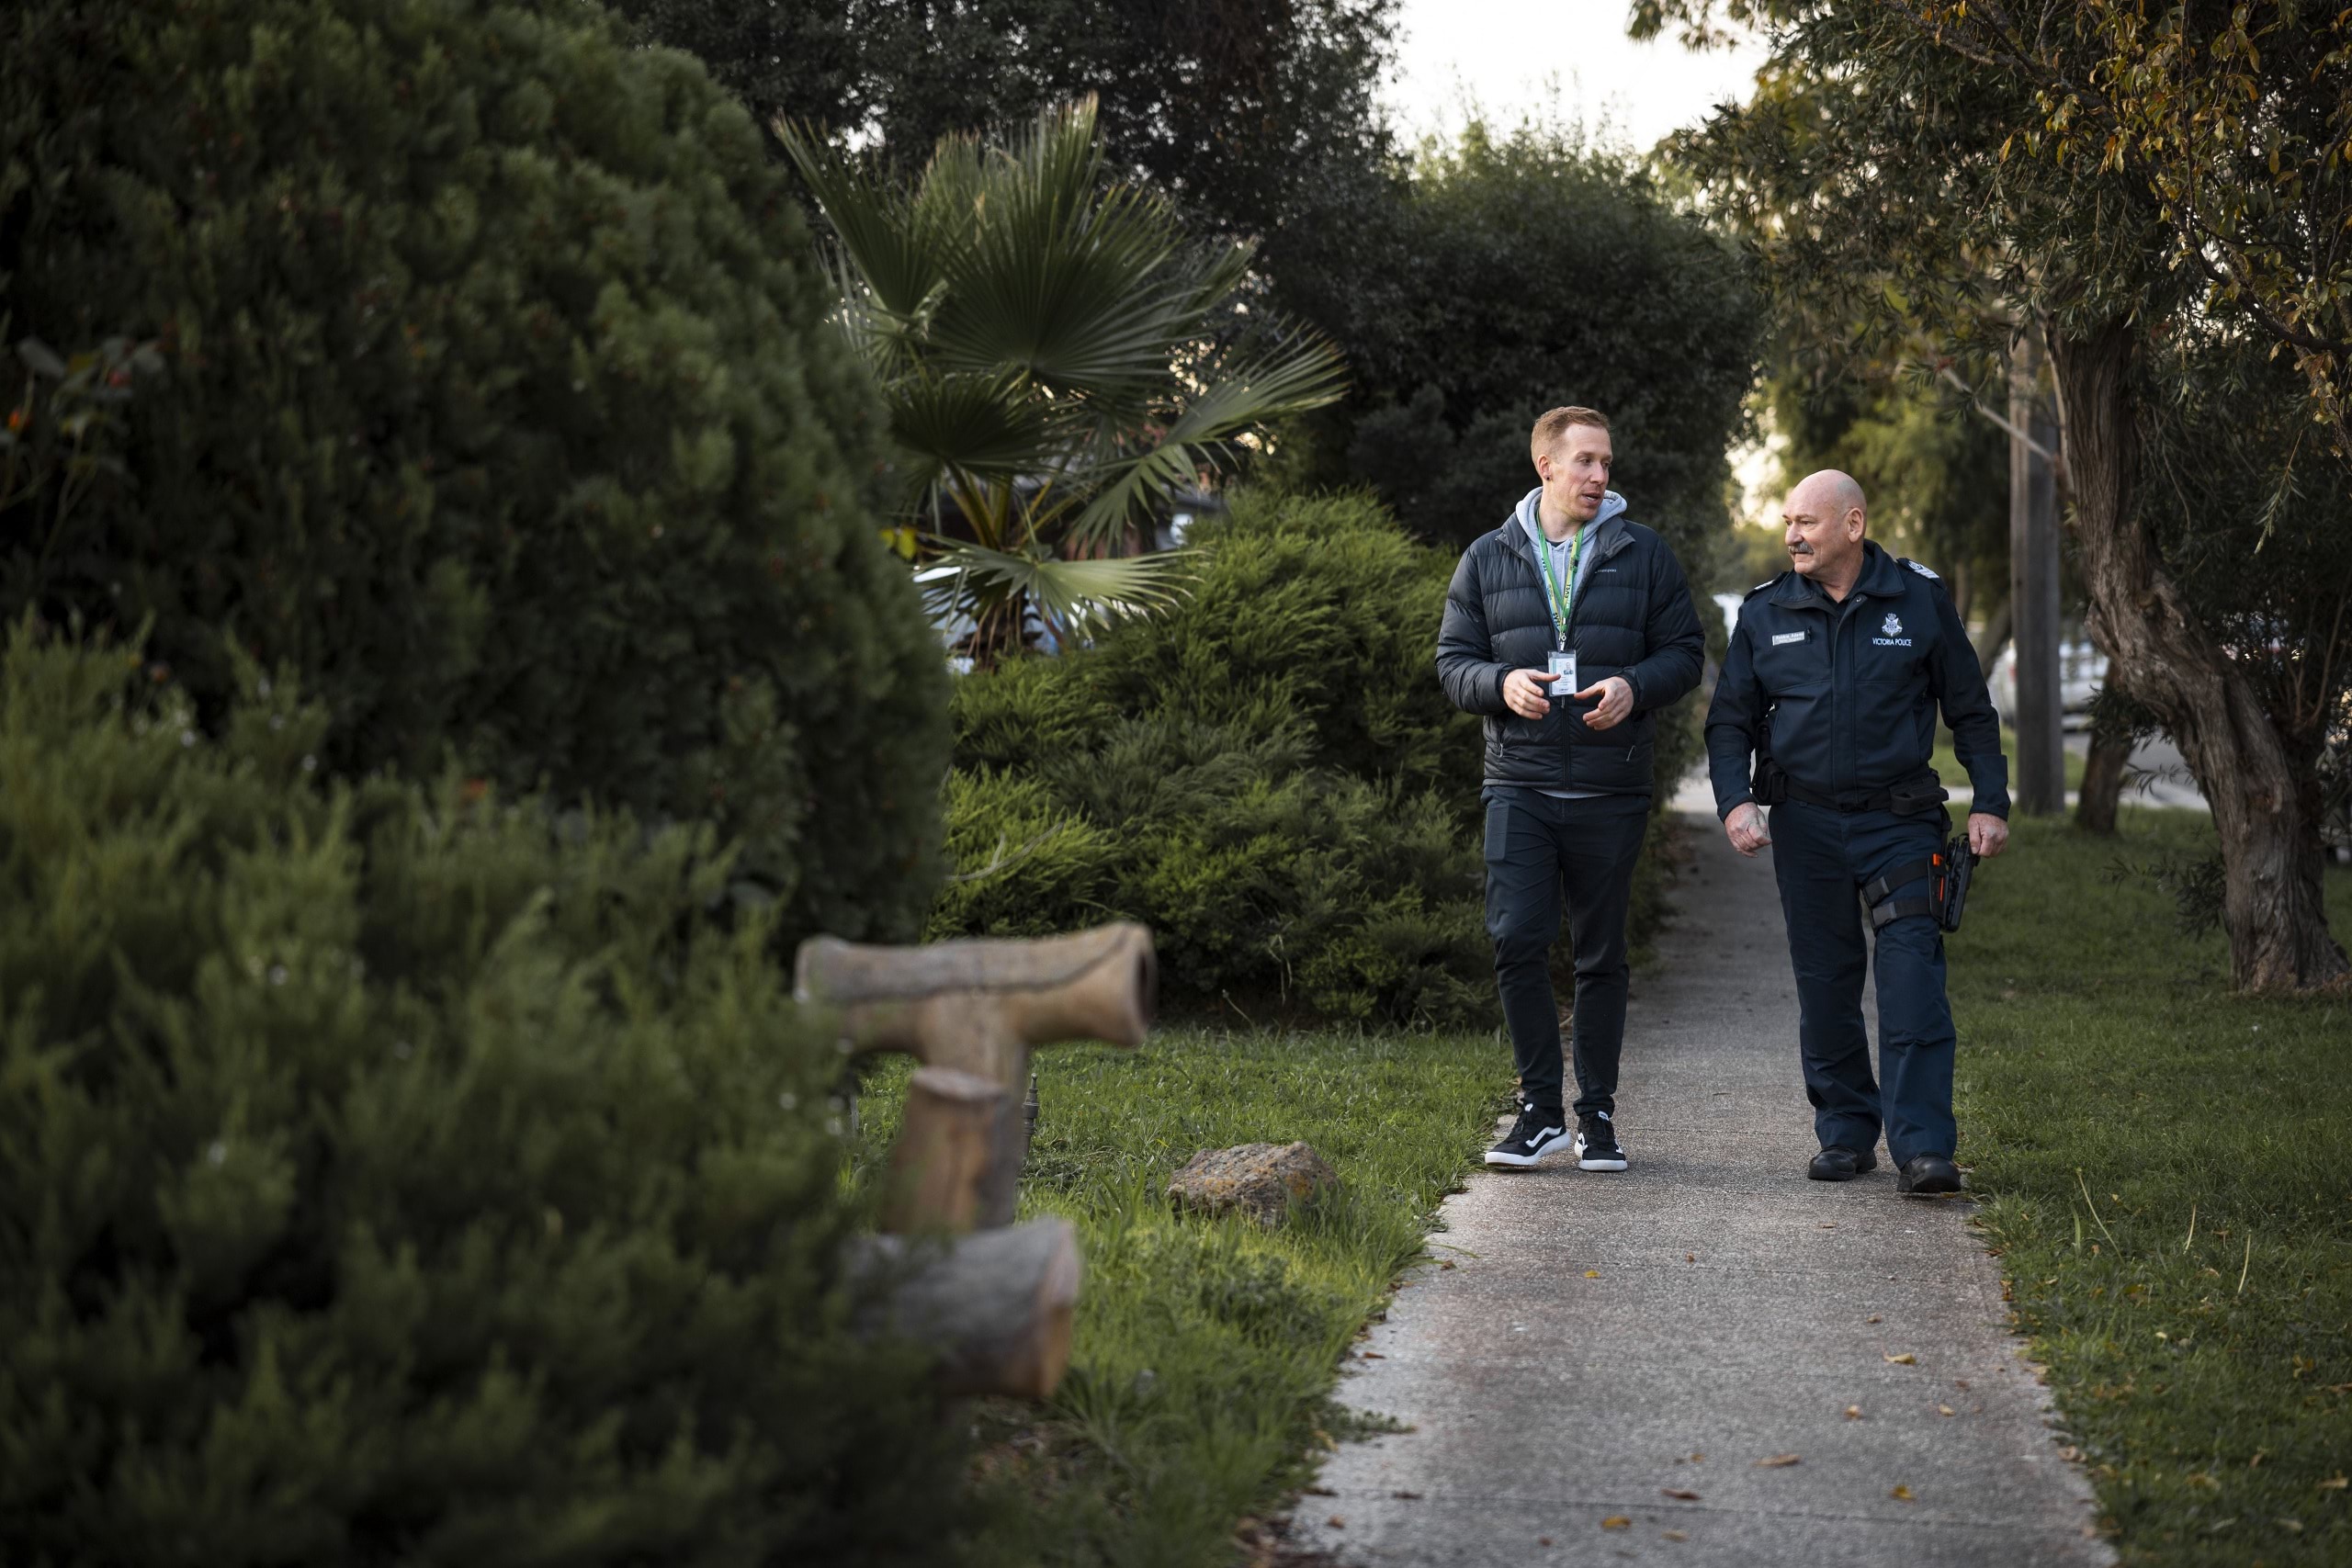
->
xmin=1480 ymin=785 xmax=1651 ymax=1118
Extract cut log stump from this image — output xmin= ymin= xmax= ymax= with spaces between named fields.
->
xmin=852 ymin=1218 xmax=1081 ymax=1402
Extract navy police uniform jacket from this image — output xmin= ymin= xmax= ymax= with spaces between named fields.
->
xmin=1705 ymin=542 xmax=2010 ymax=820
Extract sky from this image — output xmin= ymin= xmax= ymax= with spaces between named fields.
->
xmin=1382 ymin=0 xmax=1768 ymax=154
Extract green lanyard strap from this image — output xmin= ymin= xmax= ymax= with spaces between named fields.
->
xmin=1537 ymin=525 xmax=1583 ymax=649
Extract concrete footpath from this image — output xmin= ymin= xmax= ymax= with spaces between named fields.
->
xmin=1289 ymin=812 xmax=2111 ymax=1567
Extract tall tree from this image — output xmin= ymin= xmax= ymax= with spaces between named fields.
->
xmin=1279 ymin=118 xmax=1760 ymax=559
xmin=1645 ymin=0 xmax=2349 ymax=990
xmin=605 ymin=0 xmax=1400 ymax=303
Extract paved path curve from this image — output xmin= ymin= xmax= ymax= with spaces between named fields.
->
xmin=1291 ymin=813 xmax=2111 ymax=1568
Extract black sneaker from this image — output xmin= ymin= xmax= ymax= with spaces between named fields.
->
xmin=1573 ymin=1111 xmax=1628 ymax=1171
xmin=1485 ymin=1103 xmax=1568 ymax=1168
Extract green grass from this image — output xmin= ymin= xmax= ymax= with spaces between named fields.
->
xmin=1931 ymin=724 xmax=2088 ymax=795
xmin=1951 ymin=809 xmax=2352 ymax=1566
xmin=854 ymin=1029 xmax=1509 ymax=1568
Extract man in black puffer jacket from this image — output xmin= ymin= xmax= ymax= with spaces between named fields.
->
xmin=1436 ymin=406 xmax=1705 ymax=1173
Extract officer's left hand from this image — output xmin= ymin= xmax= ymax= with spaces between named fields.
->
xmin=1967 ymin=812 xmax=2009 ymax=858
xmin=1571 ymin=676 xmax=1635 ymax=731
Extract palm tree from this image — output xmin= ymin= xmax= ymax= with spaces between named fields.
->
xmin=779 ymin=98 xmax=1346 ymax=665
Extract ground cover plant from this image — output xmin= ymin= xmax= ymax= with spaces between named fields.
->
xmin=1952 ymin=810 xmax=2352 ymax=1566
xmin=854 ymin=1027 xmax=1505 ymax=1567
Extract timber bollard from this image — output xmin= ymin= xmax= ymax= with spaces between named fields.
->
xmin=797 ymin=921 xmax=1155 ymax=1230
xmin=799 ymin=922 xmax=1156 ymax=1402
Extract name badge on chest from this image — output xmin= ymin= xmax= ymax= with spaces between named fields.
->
xmin=1546 ymin=649 xmax=1577 ymax=701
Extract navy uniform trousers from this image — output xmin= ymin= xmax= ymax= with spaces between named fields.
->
xmin=1767 ymin=799 xmax=1958 ymax=1166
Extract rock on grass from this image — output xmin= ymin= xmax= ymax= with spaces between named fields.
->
xmin=1167 ymin=1142 xmax=1340 ymax=1225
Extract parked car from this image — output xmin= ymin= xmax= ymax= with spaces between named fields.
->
xmin=1989 ymin=639 xmax=2106 ymax=728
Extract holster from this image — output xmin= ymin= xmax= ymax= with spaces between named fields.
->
xmin=1862 ymin=822 xmax=1975 ymax=933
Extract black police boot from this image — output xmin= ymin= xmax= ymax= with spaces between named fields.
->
xmin=1896 ymin=1154 xmax=1963 ymax=1196
xmin=1807 ymin=1145 xmax=1879 ymax=1182
xmin=1485 ymin=1103 xmax=1568 ymax=1168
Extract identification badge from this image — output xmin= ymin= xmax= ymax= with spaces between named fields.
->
xmin=1546 ymin=649 xmax=1577 ymax=701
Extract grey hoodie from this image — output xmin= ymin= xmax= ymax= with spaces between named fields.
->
xmin=1514 ymin=486 xmax=1627 ymax=622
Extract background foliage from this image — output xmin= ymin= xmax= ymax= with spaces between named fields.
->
xmin=1276 ymin=118 xmax=1759 ymax=559
xmin=0 ymin=629 xmax=967 ymax=1567
xmin=0 ymin=0 xmax=949 ymax=949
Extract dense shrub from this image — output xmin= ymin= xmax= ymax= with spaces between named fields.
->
xmin=932 ymin=491 xmax=1495 ymax=1026
xmin=0 ymin=0 xmax=947 ymax=946
xmin=0 ymin=629 xmax=967 ymax=1566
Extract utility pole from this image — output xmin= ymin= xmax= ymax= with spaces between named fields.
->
xmin=2008 ymin=323 xmax=2064 ymax=815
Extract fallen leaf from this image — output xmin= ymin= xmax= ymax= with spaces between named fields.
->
xmin=1585 ymin=1269 xmax=1600 ymax=1279
xmin=1685 ymin=1253 xmax=1697 ymax=1262
xmin=1690 ymin=1452 xmax=1705 ymax=1461
xmin=1538 ymin=1538 xmax=1552 ymax=1547
xmin=2278 ymin=1517 xmax=2305 ymax=1533
xmin=2320 ymin=1475 xmax=2348 ymax=1491
xmin=1938 ymin=1404 xmax=1956 ymax=1417
xmin=1439 ymin=1260 xmax=1457 ymax=1269
xmin=1306 ymin=1485 xmax=1336 ymax=1496
xmin=1844 ymin=1404 xmax=1864 ymax=1420
xmin=1327 ymin=1516 xmax=1346 ymax=1529
xmin=1601 ymin=1516 xmax=1632 ymax=1530
xmin=1884 ymin=1352 xmax=1917 ymax=1365
xmin=1953 ymin=1379 xmax=1971 ymax=1391
xmin=1662 ymin=1487 xmax=1701 ymax=1501
xmin=1360 ymin=1351 xmax=1385 ymax=1359
xmin=1756 ymin=1454 xmax=1802 ymax=1468
xmin=1890 ymin=1484 xmax=1916 ymax=1502
xmin=2059 ymin=1446 xmax=2084 ymax=1462
xmin=1391 ymin=1490 xmax=1421 ymax=1499
xmin=1662 ymin=1529 xmax=1690 ymax=1541
xmin=1865 ymin=1314 xmax=1882 ymax=1324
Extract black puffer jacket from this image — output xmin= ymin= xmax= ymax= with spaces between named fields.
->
xmin=1435 ymin=505 xmax=1706 ymax=795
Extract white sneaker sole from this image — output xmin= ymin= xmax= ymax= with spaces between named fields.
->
xmin=1573 ymin=1134 xmax=1629 ymax=1172
xmin=1485 ymin=1129 xmax=1566 ymax=1168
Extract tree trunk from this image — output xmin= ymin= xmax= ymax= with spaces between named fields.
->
xmin=1973 ymin=601 xmax=2011 ymax=681
xmin=2048 ymin=319 xmax=2347 ymax=990
xmin=2075 ymin=729 xmax=2130 ymax=835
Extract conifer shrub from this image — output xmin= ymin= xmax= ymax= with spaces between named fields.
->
xmin=0 ymin=0 xmax=947 ymax=947
xmin=932 ymin=491 xmax=1494 ymax=1026
xmin=0 ymin=628 xmax=967 ymax=1566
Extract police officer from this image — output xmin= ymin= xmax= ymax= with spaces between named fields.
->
xmin=1704 ymin=469 xmax=2010 ymax=1196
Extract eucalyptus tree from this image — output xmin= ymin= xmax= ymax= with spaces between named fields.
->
xmin=1644 ymin=0 xmax=2350 ymax=990
xmin=781 ymin=99 xmax=1345 ymax=663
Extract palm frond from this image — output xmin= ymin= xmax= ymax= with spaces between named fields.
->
xmin=928 ymin=540 xmax=1196 ymax=636
xmin=1067 ymin=326 xmax=1349 ymax=544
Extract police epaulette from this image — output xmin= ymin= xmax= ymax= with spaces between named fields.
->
xmin=1744 ymin=576 xmax=1779 ymax=599
xmin=1900 ymin=558 xmax=1940 ymax=580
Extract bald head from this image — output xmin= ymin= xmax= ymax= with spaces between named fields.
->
xmin=1781 ymin=469 xmax=1870 ymax=595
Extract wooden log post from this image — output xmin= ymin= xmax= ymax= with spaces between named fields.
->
xmin=883 ymin=1067 xmax=1000 ymax=1234
xmin=850 ymin=1219 xmax=1081 ymax=1401
xmin=797 ymin=922 xmax=1155 ymax=1231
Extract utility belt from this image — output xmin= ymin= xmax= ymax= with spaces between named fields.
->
xmin=1752 ymin=761 xmax=1975 ymax=931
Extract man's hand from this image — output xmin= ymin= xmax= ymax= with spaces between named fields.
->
xmin=1724 ymin=801 xmax=1772 ymax=858
xmin=1967 ymin=812 xmax=2008 ymax=858
xmin=1573 ymin=675 xmax=1636 ymax=731
xmin=1502 ymin=668 xmax=1558 ymax=719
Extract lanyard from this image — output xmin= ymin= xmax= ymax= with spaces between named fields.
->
xmin=1536 ymin=525 xmax=1584 ymax=650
